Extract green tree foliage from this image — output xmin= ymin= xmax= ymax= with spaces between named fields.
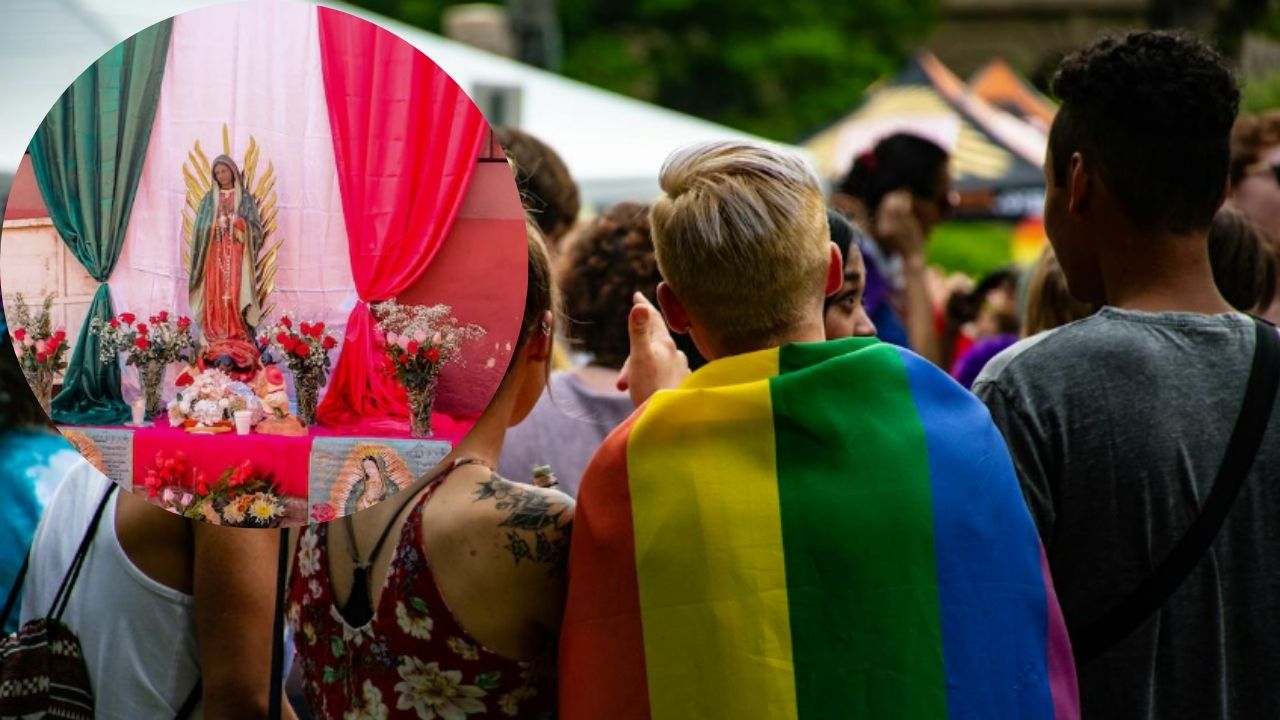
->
xmin=341 ymin=0 xmax=939 ymax=141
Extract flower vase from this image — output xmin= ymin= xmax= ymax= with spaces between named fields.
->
xmin=139 ymin=361 xmax=166 ymax=419
xmin=295 ymin=372 xmax=320 ymax=427
xmin=24 ymin=369 xmax=52 ymax=419
xmin=406 ymin=378 xmax=438 ymax=438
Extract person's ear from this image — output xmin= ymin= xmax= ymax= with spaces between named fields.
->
xmin=656 ymin=282 xmax=692 ymax=334
xmin=1068 ymin=152 xmax=1090 ymax=216
xmin=825 ymin=242 xmax=843 ymax=297
xmin=526 ymin=310 xmax=553 ymax=361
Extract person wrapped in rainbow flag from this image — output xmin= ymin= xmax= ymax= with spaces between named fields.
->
xmin=559 ymin=141 xmax=1079 ymax=719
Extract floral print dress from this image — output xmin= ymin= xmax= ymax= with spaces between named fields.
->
xmin=288 ymin=480 xmax=557 ymax=720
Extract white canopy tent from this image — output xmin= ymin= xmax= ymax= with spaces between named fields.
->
xmin=0 ymin=0 xmax=800 ymax=212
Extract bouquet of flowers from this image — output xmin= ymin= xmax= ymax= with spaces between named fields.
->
xmin=141 ymin=452 xmax=204 ymax=515
xmin=5 ymin=293 xmax=68 ymax=415
xmin=91 ymin=310 xmax=195 ymax=367
xmin=167 ymin=367 xmax=241 ymax=429
xmin=188 ymin=459 xmax=288 ymax=528
xmin=260 ymin=314 xmax=339 ymax=425
xmin=91 ymin=310 xmax=196 ymax=418
xmin=372 ymin=300 xmax=485 ymax=436
xmin=142 ymin=452 xmax=287 ymax=528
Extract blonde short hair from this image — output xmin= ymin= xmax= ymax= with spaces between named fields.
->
xmin=650 ymin=141 xmax=830 ymax=349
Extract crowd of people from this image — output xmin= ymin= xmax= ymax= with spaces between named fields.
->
xmin=3 ymin=29 xmax=1279 ymax=720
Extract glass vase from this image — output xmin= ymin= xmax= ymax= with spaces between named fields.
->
xmin=139 ymin=361 xmax=166 ymax=419
xmin=295 ymin=371 xmax=319 ymax=427
xmin=24 ymin=368 xmax=53 ymax=419
xmin=406 ymin=378 xmax=438 ymax=438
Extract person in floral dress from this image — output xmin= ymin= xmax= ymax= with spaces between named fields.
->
xmin=288 ymin=221 xmax=571 ymax=719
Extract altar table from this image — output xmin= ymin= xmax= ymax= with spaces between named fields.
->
xmin=57 ymin=413 xmax=473 ymax=522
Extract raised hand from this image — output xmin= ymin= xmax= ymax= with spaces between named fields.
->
xmin=616 ymin=292 xmax=690 ymax=407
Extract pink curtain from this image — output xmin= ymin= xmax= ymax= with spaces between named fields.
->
xmin=315 ymin=7 xmax=488 ymax=430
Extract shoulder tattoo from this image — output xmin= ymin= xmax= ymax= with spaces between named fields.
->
xmin=474 ymin=474 xmax=571 ymax=577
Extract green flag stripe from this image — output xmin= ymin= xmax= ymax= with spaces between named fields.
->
xmin=773 ymin=339 xmax=947 ymax=718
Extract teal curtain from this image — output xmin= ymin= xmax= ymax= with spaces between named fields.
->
xmin=30 ymin=19 xmax=172 ymax=425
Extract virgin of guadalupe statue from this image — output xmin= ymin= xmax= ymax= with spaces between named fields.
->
xmin=345 ymin=453 xmax=401 ymax=515
xmin=188 ymin=155 xmax=264 ymax=353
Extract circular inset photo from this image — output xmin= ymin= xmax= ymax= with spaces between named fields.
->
xmin=0 ymin=0 xmax=526 ymax=527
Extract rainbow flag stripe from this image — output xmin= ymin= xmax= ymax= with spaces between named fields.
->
xmin=560 ymin=336 xmax=1077 ymax=719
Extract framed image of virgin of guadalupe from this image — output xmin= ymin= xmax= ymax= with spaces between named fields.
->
xmin=328 ymin=443 xmax=417 ymax=517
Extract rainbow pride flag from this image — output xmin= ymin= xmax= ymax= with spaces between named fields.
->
xmin=560 ymin=336 xmax=1077 ymax=719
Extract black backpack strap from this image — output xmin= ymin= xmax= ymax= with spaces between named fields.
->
xmin=48 ymin=483 xmax=119 ymax=622
xmin=0 ymin=552 xmax=29 ymax=629
xmin=268 ymin=528 xmax=288 ymax=720
xmin=1072 ymin=318 xmax=1280 ymax=664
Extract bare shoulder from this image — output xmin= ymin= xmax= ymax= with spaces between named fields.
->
xmin=466 ymin=471 xmax=575 ymax=578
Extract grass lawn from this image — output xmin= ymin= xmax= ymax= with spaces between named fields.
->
xmin=927 ymin=221 xmax=1016 ymax=279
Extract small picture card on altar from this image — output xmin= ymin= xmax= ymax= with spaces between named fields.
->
xmin=58 ymin=427 xmax=135 ymax=491
xmin=308 ymin=437 xmax=451 ymax=522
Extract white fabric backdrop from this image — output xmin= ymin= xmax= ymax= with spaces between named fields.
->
xmin=112 ymin=1 xmax=355 ymax=399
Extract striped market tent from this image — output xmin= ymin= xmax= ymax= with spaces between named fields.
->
xmin=804 ymin=52 xmax=1049 ymax=220
xmin=968 ymin=59 xmax=1058 ymax=133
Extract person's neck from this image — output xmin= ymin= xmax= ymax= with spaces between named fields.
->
xmin=1099 ymin=228 xmax=1234 ymax=315
xmin=704 ymin=318 xmax=828 ymax=361
xmin=447 ymin=396 xmax=510 ymax=469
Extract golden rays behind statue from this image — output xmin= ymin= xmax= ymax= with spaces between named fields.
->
xmin=181 ymin=124 xmax=281 ymax=378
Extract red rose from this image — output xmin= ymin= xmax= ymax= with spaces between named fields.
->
xmin=300 ymin=322 xmax=312 ymax=336
xmin=177 ymin=316 xmax=191 ymax=329
xmin=311 ymin=503 xmax=336 ymax=523
xmin=425 ymin=347 xmax=440 ymax=363
xmin=313 ymin=322 xmax=325 ymax=337
xmin=282 ymin=337 xmax=298 ymax=353
xmin=35 ymin=352 xmax=48 ymax=363
xmin=53 ymin=329 xmax=65 ymax=340
xmin=158 ymin=311 xmax=169 ymax=322
xmin=175 ymin=370 xmax=194 ymax=387
xmin=12 ymin=329 xmax=24 ymax=341
xmin=46 ymin=337 xmax=59 ymax=352
xmin=295 ymin=343 xmax=311 ymax=357
xmin=135 ymin=337 xmax=150 ymax=350
xmin=120 ymin=313 xmax=135 ymax=324
xmin=265 ymin=365 xmax=284 ymax=385
xmin=407 ymin=340 xmax=419 ymax=356
xmin=195 ymin=475 xmax=209 ymax=496
xmin=322 ymin=336 xmax=337 ymax=350
xmin=276 ymin=332 xmax=289 ymax=345
xmin=109 ymin=318 xmax=120 ymax=329
xmin=280 ymin=316 xmax=292 ymax=329
xmin=136 ymin=323 xmax=149 ymax=335
xmin=149 ymin=315 xmax=159 ymax=325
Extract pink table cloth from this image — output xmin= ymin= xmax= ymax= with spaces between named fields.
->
xmin=76 ymin=413 xmax=473 ymax=499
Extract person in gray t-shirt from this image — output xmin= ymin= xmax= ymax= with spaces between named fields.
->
xmin=975 ymin=32 xmax=1280 ymax=719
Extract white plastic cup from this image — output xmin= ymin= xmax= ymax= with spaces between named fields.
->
xmin=234 ymin=410 xmax=253 ymax=435
xmin=131 ymin=400 xmax=145 ymax=425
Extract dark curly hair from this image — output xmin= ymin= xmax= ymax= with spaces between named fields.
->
xmin=496 ymin=126 xmax=580 ymax=245
xmin=1049 ymin=31 xmax=1239 ymax=233
xmin=559 ymin=201 xmax=661 ymax=369
xmin=838 ymin=133 xmax=949 ymax=215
